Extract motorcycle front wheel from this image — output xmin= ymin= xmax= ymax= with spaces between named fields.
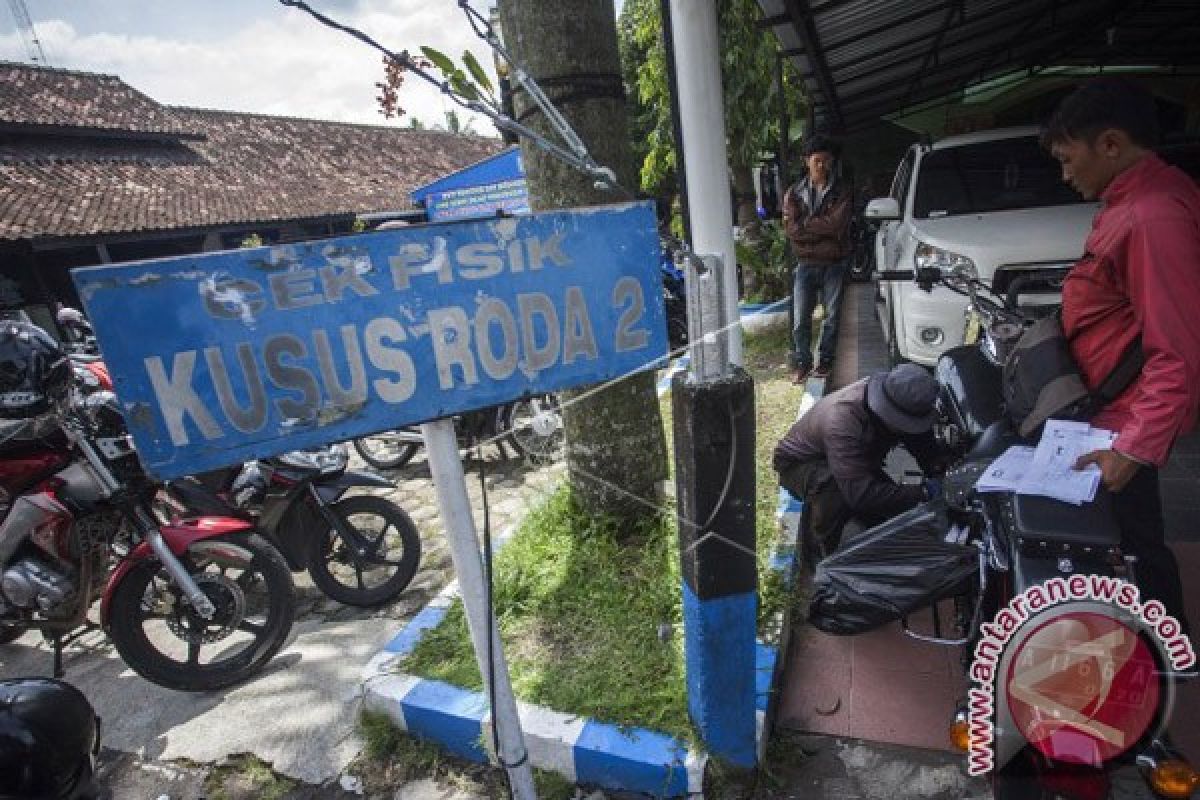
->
xmin=107 ymin=532 xmax=295 ymax=691
xmin=505 ymin=394 xmax=565 ymax=464
xmin=308 ymin=495 xmax=421 ymax=607
xmin=353 ymin=431 xmax=420 ymax=470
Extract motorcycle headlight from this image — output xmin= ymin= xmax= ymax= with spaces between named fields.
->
xmin=915 ymin=242 xmax=977 ymax=279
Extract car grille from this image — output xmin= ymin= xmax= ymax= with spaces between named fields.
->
xmin=992 ymin=262 xmax=1072 ymax=299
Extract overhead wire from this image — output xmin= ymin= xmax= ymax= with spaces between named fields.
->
xmin=279 ymin=0 xmax=631 ymax=198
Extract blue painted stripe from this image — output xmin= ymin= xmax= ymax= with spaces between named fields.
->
xmin=400 ymin=680 xmax=490 ymax=763
xmin=383 ymin=604 xmax=450 ymax=655
xmin=755 ymin=642 xmax=778 ymax=712
xmin=574 ymin=720 xmax=690 ymax=797
xmin=681 ymin=581 xmax=757 ymax=767
xmin=655 ymin=355 xmax=690 ymax=395
xmin=738 ymin=296 xmax=791 ymax=316
xmin=776 ymin=487 xmax=804 ymax=515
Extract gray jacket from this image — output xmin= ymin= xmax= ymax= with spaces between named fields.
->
xmin=772 ymin=379 xmax=940 ymax=521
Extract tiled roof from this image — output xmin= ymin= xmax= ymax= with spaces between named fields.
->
xmin=0 ymin=64 xmax=503 ymax=241
xmin=0 ymin=62 xmax=203 ymax=138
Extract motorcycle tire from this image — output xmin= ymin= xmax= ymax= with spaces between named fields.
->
xmin=504 ymin=394 xmax=565 ymax=464
xmin=107 ymin=532 xmax=295 ymax=691
xmin=0 ymin=623 xmax=27 ymax=644
xmin=308 ymin=495 xmax=421 ymax=608
xmin=353 ymin=432 xmax=420 ymax=470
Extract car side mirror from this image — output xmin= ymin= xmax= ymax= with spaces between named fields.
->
xmin=864 ymin=197 xmax=901 ymax=221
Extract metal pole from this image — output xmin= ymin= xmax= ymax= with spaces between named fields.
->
xmin=420 ymin=418 xmax=537 ymax=800
xmin=658 ymin=0 xmax=691 ymax=246
xmin=668 ymin=0 xmax=742 ymax=366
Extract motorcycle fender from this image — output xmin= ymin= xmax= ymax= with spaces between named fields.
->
xmin=99 ymin=517 xmax=255 ymax=628
xmin=315 ymin=470 xmax=392 ymax=503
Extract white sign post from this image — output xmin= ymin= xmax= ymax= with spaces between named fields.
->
xmin=421 ymin=418 xmax=536 ymax=799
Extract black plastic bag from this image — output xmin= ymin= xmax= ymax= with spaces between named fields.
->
xmin=807 ymin=499 xmax=977 ymax=635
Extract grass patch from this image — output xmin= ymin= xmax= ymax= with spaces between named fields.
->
xmin=741 ymin=324 xmax=803 ymax=632
xmin=204 ymin=754 xmax=296 ymax=800
xmin=358 ymin=710 xmax=581 ymax=800
xmin=401 ymin=489 xmax=690 ymax=741
xmin=398 ymin=327 xmax=796 ymax=754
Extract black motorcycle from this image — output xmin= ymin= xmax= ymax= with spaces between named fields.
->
xmin=165 ymin=445 xmax=420 ymax=607
xmin=896 ymin=266 xmax=1196 ymax=798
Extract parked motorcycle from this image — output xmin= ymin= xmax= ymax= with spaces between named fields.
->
xmin=897 ymin=267 xmax=1195 ymax=797
xmin=163 ymin=445 xmax=420 ymax=608
xmin=0 ymin=321 xmax=294 ymax=691
xmin=352 ymin=394 xmax=564 ymax=471
xmin=660 ymin=236 xmax=689 ymax=351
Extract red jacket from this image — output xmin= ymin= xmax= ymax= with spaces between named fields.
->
xmin=1062 ymin=153 xmax=1200 ymax=466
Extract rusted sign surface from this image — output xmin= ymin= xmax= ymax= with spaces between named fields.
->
xmin=74 ymin=201 xmax=666 ymax=479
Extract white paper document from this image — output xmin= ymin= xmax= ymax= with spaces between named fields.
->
xmin=975 ymin=420 xmax=1117 ymax=504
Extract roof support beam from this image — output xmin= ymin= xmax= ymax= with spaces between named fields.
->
xmin=1009 ymin=0 xmax=1152 ymax=78
xmin=828 ymin=0 xmax=1088 ymax=96
xmin=782 ymin=0 xmax=843 ymax=130
xmin=900 ymin=1 xmax=966 ymax=108
xmin=757 ymin=13 xmax=790 ymax=28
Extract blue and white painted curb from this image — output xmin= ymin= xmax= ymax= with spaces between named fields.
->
xmin=360 ymin=341 xmax=816 ymax=797
xmin=361 ymin=523 xmax=706 ymax=796
xmin=740 ymin=297 xmax=790 ymax=335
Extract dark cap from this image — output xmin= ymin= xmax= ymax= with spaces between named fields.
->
xmin=866 ymin=363 xmax=939 ymax=434
xmin=802 ymin=134 xmax=840 ymax=158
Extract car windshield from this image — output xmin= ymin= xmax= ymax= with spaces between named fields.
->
xmin=913 ymin=136 xmax=1084 ymax=219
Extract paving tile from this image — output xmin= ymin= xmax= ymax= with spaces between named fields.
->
xmin=846 ymin=666 xmax=965 ymax=753
xmin=777 ymin=635 xmax=852 ymax=737
xmin=851 ymin=616 xmax=959 ymax=678
xmin=790 ymin=623 xmax=854 ymax=667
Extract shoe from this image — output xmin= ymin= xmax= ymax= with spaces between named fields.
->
xmin=791 ymin=366 xmax=812 ymax=384
xmin=812 ymin=363 xmax=832 ymax=379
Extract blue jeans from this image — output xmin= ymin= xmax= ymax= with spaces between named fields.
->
xmin=791 ymin=260 xmax=847 ymax=370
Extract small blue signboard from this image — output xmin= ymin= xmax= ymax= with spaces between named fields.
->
xmin=412 ymin=148 xmax=530 ymax=223
xmin=73 ymin=201 xmax=666 ymax=480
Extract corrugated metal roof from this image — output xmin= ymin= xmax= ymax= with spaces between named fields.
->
xmin=758 ymin=0 xmax=1200 ymax=132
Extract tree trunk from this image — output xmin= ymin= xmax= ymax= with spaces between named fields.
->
xmin=498 ymin=0 xmax=668 ymax=521
xmin=732 ymin=162 xmax=760 ymax=298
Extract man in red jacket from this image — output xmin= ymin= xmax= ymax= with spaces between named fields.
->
xmin=1044 ymin=78 xmax=1200 ymax=632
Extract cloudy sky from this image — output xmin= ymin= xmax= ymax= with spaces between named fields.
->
xmin=0 ymin=1 xmax=622 ymax=135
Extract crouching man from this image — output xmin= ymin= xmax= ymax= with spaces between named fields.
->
xmin=773 ymin=363 xmax=945 ymax=565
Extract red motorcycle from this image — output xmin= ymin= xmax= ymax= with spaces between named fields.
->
xmin=0 ymin=322 xmax=294 ymax=691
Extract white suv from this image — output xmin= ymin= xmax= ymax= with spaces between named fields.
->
xmin=866 ymin=126 xmax=1096 ymax=366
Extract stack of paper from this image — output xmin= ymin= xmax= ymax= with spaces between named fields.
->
xmin=975 ymin=445 xmax=1035 ymax=493
xmin=975 ymin=420 xmax=1116 ymax=505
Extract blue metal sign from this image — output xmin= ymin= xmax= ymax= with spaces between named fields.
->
xmin=73 ymin=201 xmax=667 ymax=479
xmin=412 ymin=148 xmax=530 ymax=222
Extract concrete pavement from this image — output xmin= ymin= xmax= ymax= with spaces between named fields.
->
xmin=0 ymin=448 xmax=564 ymax=797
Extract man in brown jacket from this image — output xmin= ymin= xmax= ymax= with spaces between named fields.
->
xmin=783 ymin=135 xmax=852 ymax=383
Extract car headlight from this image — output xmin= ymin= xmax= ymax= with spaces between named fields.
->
xmin=915 ymin=242 xmax=977 ymax=279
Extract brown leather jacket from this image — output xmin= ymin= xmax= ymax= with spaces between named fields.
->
xmin=783 ymin=178 xmax=852 ymax=264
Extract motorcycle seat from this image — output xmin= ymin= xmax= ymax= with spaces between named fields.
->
xmin=999 ymin=490 xmax=1122 ymax=559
